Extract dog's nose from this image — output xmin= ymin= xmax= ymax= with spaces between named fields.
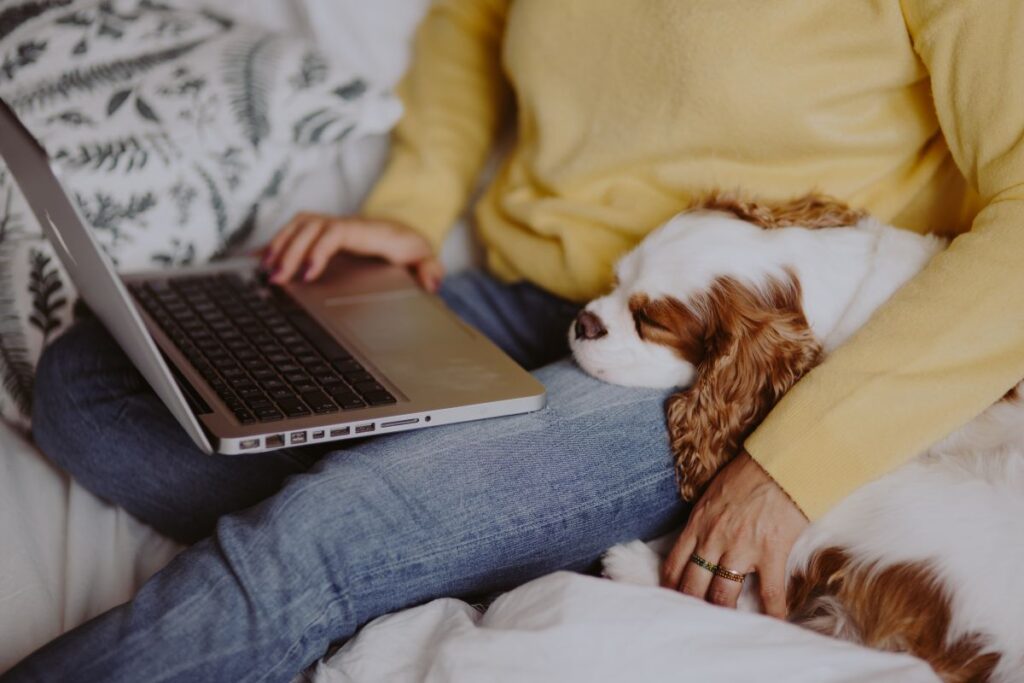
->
xmin=574 ymin=310 xmax=608 ymax=340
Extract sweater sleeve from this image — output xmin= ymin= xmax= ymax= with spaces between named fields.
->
xmin=360 ymin=0 xmax=510 ymax=250
xmin=745 ymin=0 xmax=1024 ymax=521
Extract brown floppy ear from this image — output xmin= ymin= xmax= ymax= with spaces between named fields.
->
xmin=666 ymin=274 xmax=822 ymax=502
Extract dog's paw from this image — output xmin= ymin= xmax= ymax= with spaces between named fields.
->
xmin=602 ymin=539 xmax=662 ymax=586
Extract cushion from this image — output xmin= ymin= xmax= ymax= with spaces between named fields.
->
xmin=0 ymin=0 xmax=401 ymax=427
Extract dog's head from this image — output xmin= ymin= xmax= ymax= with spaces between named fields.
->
xmin=570 ymin=193 xmax=865 ymax=499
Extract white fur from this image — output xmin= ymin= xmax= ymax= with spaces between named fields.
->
xmin=568 ymin=210 xmax=945 ymax=385
xmin=577 ymin=209 xmax=1024 ymax=681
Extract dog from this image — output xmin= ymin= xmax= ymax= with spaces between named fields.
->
xmin=568 ymin=193 xmax=1024 ymax=683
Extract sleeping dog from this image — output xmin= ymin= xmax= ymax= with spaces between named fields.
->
xmin=569 ymin=193 xmax=1024 ymax=683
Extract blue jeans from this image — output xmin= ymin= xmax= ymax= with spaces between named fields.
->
xmin=6 ymin=270 xmax=686 ymax=683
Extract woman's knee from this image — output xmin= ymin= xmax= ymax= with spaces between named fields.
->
xmin=31 ymin=318 xmax=145 ymax=485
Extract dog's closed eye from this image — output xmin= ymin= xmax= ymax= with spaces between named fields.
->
xmin=632 ymin=306 xmax=669 ymax=337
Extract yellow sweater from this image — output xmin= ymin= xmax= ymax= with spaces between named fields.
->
xmin=363 ymin=0 xmax=1024 ymax=520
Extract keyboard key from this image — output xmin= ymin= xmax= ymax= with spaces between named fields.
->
xmin=354 ymin=380 xmax=385 ymax=394
xmin=276 ymin=397 xmax=311 ymax=417
xmin=289 ymin=315 xmax=351 ymax=360
xmin=245 ymin=397 xmax=274 ymax=410
xmin=269 ymin=387 xmax=297 ymax=400
xmin=343 ymin=370 xmax=372 ymax=384
xmin=306 ymin=362 xmax=332 ymax=375
xmin=333 ymin=359 xmax=361 ymax=373
xmin=335 ymin=395 xmax=366 ymax=410
xmin=301 ymin=390 xmax=337 ymax=414
xmin=222 ymin=367 xmax=246 ymax=380
xmin=255 ymin=407 xmax=284 ymax=422
xmin=364 ymin=391 xmax=396 ymax=406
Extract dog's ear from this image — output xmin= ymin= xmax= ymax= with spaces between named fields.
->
xmin=666 ymin=275 xmax=821 ymax=502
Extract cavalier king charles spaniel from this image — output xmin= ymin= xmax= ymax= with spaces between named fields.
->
xmin=570 ymin=193 xmax=1024 ymax=683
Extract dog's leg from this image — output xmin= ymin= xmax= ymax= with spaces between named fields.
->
xmin=602 ymin=539 xmax=664 ymax=586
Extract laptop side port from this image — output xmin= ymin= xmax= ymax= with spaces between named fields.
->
xmin=312 ymin=430 xmax=325 ymax=440
xmin=381 ymin=418 xmax=420 ymax=429
xmin=290 ymin=431 xmax=307 ymax=445
xmin=240 ymin=438 xmax=260 ymax=450
xmin=330 ymin=427 xmax=351 ymax=437
xmin=266 ymin=434 xmax=285 ymax=448
xmin=354 ymin=423 xmax=376 ymax=434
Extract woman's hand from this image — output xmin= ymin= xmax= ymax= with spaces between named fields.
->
xmin=262 ymin=213 xmax=445 ymax=292
xmin=661 ymin=451 xmax=809 ymax=618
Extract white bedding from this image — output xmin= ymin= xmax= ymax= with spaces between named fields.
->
xmin=0 ymin=2 xmax=940 ymax=681
xmin=0 ymin=421 xmax=182 ymax=672
xmin=314 ymin=573 xmax=939 ymax=683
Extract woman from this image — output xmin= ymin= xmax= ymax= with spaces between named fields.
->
xmin=8 ymin=1 xmax=1024 ymax=681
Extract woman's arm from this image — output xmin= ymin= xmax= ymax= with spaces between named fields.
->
xmin=361 ymin=0 xmax=511 ymax=250
xmin=664 ymin=0 xmax=1024 ymax=614
xmin=745 ymin=0 xmax=1024 ymax=521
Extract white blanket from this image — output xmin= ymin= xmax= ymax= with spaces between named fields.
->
xmin=0 ymin=422 xmax=182 ymax=672
xmin=312 ymin=572 xmax=939 ymax=683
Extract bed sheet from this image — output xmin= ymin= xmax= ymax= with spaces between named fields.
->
xmin=314 ymin=572 xmax=939 ymax=683
xmin=0 ymin=422 xmax=182 ymax=672
xmin=0 ymin=418 xmax=939 ymax=683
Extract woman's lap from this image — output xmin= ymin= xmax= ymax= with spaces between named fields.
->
xmin=14 ymin=270 xmax=685 ymax=682
xmin=30 ymin=270 xmax=580 ymax=542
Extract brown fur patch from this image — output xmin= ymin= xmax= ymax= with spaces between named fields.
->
xmin=696 ymin=191 xmax=866 ymax=230
xmin=628 ymin=293 xmax=705 ymax=365
xmin=659 ymin=273 xmax=822 ymax=501
xmin=1003 ymin=384 xmax=1020 ymax=403
xmin=788 ymin=548 xmax=1001 ymax=683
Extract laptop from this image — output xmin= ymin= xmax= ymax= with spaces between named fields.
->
xmin=0 ymin=97 xmax=545 ymax=455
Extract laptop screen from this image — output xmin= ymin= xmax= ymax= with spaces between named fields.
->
xmin=0 ymin=97 xmax=213 ymax=453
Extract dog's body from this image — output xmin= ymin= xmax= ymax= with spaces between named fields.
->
xmin=569 ymin=195 xmax=1024 ymax=682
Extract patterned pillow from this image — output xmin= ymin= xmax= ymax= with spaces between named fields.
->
xmin=0 ymin=0 xmax=401 ymax=427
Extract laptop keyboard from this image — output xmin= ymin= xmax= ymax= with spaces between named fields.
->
xmin=130 ymin=273 xmax=396 ymax=425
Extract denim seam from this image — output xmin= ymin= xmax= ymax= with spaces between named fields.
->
xmin=255 ymin=592 xmax=354 ymax=683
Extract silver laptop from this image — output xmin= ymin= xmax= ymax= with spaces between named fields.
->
xmin=0 ymin=98 xmax=545 ymax=455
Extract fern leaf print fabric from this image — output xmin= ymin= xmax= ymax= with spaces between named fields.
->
xmin=0 ymin=0 xmax=400 ymax=426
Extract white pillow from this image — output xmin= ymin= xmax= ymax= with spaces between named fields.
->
xmin=0 ymin=0 xmax=401 ymax=426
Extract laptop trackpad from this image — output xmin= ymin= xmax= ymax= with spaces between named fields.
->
xmin=325 ymin=295 xmax=475 ymax=353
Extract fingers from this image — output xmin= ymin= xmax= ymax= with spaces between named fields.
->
xmin=264 ymin=214 xmax=440 ymax=287
xmin=758 ymin=553 xmax=789 ymax=619
xmin=302 ymin=225 xmax=350 ymax=282
xmin=661 ymin=530 xmax=697 ymax=589
xmin=413 ymin=257 xmax=445 ymax=293
xmin=264 ymin=213 xmax=311 ymax=268
xmin=676 ymin=547 xmax=718 ymax=600
xmin=272 ymin=218 xmax=327 ymax=284
xmin=705 ymin=553 xmax=753 ymax=609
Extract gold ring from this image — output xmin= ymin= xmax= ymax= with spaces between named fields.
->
xmin=714 ymin=565 xmax=747 ymax=583
xmin=689 ymin=553 xmax=718 ymax=574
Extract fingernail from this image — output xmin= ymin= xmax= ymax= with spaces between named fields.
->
xmin=303 ymin=268 xmax=316 ymax=283
xmin=298 ymin=263 xmax=311 ymax=282
xmin=270 ymin=267 xmax=283 ymax=283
